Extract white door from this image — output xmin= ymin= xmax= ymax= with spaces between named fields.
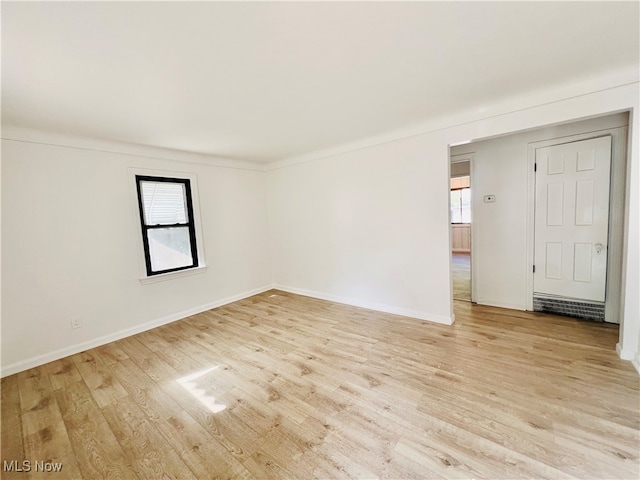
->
xmin=534 ymin=136 xmax=611 ymax=302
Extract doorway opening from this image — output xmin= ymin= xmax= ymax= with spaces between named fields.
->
xmin=450 ymin=155 xmax=473 ymax=302
xmin=448 ymin=111 xmax=629 ymax=324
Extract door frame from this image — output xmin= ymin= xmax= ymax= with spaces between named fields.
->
xmin=450 ymin=152 xmax=476 ymax=303
xmin=526 ymin=126 xmax=629 ymax=322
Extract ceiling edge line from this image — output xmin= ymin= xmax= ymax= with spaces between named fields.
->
xmin=0 ymin=134 xmax=267 ymax=173
xmin=264 ymin=76 xmax=640 ymax=172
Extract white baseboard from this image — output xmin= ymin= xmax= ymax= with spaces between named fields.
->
xmin=616 ymin=342 xmax=636 ymax=362
xmin=1 ymin=285 xmax=273 ymax=378
xmin=616 ymin=343 xmax=639 ymax=375
xmin=273 ymin=284 xmax=454 ymax=325
xmin=2 ymin=283 xmax=456 ymax=377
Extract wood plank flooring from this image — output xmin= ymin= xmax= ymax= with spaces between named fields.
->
xmin=1 ymin=290 xmax=638 ymax=479
xmin=452 ymin=252 xmax=471 ymax=302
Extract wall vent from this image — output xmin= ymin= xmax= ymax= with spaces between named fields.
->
xmin=533 ymin=294 xmax=605 ymax=322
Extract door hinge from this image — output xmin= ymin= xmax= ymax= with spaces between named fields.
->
xmin=534 ymin=163 xmax=537 ymax=172
xmin=533 ymin=265 xmax=536 ymax=273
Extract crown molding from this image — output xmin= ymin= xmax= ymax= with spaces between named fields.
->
xmin=3 ymin=65 xmax=637 ymax=174
xmin=265 ymin=65 xmax=639 ymax=171
xmin=0 ymin=125 xmax=267 ymax=172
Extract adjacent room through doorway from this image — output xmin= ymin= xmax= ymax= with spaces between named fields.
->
xmin=450 ymin=157 xmax=472 ymax=302
xmin=449 ymin=112 xmax=629 ymax=323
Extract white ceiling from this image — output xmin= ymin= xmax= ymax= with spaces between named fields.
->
xmin=2 ymin=1 xmax=639 ymax=163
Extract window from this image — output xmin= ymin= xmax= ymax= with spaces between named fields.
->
xmin=135 ymin=175 xmax=199 ymax=276
xmin=450 ymin=176 xmax=471 ymax=224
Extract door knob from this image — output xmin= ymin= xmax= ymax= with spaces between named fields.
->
xmin=595 ymin=243 xmax=604 ymax=255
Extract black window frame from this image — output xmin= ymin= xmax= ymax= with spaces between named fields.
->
xmin=135 ymin=175 xmax=199 ymax=276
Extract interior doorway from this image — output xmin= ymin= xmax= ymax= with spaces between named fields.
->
xmin=449 ymin=112 xmax=629 ymax=323
xmin=450 ymin=154 xmax=473 ymax=302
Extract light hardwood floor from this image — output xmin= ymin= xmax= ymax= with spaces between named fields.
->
xmin=452 ymin=252 xmax=471 ymax=302
xmin=2 ymin=290 xmax=639 ymax=479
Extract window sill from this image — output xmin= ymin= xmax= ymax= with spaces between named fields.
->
xmin=139 ymin=265 xmax=208 ymax=285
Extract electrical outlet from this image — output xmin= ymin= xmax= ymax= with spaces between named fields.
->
xmin=71 ymin=318 xmax=82 ymax=329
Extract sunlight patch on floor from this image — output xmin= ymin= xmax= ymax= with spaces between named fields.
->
xmin=177 ymin=366 xmax=226 ymax=413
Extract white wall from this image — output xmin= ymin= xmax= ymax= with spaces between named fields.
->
xmin=1 ymin=138 xmax=271 ymax=375
xmin=623 ymin=102 xmax=640 ymax=366
xmin=636 ymin=329 xmax=640 ymax=374
xmin=2 ymin=77 xmax=638 ymax=375
xmin=267 ymin=135 xmax=453 ymax=323
xmin=451 ymin=113 xmax=629 ymax=311
xmin=266 ymin=81 xmax=639 ymax=363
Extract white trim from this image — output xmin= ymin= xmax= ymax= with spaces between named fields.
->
xmin=273 ymin=284 xmax=454 ymax=325
xmin=467 ymin=154 xmax=477 ymax=304
xmin=266 ymin=66 xmax=639 ymax=172
xmin=616 ymin=342 xmax=636 ymax=362
xmin=633 ymin=356 xmax=640 ymax=375
xmin=526 ymin=141 xmax=537 ymax=311
xmin=1 ymin=126 xmax=266 ymax=172
xmin=0 ymin=285 xmax=273 ymax=378
xmin=139 ymin=265 xmax=208 ymax=285
xmin=128 ymin=167 xmax=208 ymax=282
xmin=1 ymin=69 xmax=637 ymax=174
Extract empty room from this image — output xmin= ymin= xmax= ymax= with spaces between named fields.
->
xmin=2 ymin=2 xmax=639 ymax=479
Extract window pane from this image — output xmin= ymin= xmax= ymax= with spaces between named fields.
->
xmin=450 ymin=190 xmax=462 ymax=223
xmin=148 ymin=227 xmax=194 ymax=272
xmin=140 ymin=181 xmax=188 ymax=225
xmin=461 ymin=207 xmax=471 ymax=223
xmin=461 ymin=188 xmax=471 ymax=223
